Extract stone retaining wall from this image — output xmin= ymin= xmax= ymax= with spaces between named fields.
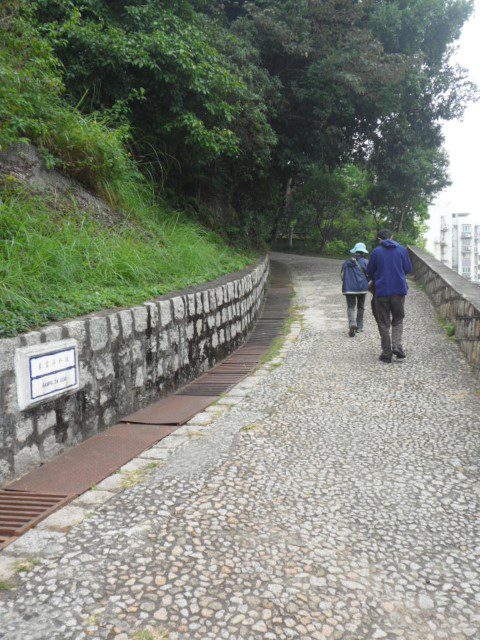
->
xmin=409 ymin=246 xmax=480 ymax=376
xmin=0 ymin=257 xmax=269 ymax=484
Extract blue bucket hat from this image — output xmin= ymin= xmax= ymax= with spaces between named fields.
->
xmin=350 ymin=242 xmax=368 ymax=255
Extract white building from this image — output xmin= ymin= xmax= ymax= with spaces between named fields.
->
xmin=434 ymin=212 xmax=480 ymax=283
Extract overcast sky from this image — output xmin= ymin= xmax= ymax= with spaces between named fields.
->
xmin=426 ymin=0 xmax=480 ymax=250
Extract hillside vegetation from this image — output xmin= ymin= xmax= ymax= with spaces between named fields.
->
xmin=0 ymin=3 xmax=252 ymax=337
xmin=0 ymin=185 xmax=252 ymax=337
xmin=0 ymin=1 xmax=475 ymax=335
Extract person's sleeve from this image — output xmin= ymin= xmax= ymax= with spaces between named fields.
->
xmin=402 ymin=248 xmax=412 ymax=274
xmin=366 ymin=253 xmax=376 ymax=280
xmin=360 ymin=258 xmax=369 ymax=278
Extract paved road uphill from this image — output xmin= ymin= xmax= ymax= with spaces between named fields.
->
xmin=1 ymin=253 xmax=479 ymax=640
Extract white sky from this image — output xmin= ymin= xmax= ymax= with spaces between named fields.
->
xmin=426 ymin=0 xmax=480 ymax=250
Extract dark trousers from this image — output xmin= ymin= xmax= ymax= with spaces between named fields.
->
xmin=371 ymin=296 xmax=382 ymax=334
xmin=346 ymin=294 xmax=366 ymax=329
xmin=374 ymin=295 xmax=405 ymax=356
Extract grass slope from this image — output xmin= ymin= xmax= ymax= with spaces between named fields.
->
xmin=0 ymin=185 xmax=254 ymax=337
xmin=0 ymin=10 xmax=256 ymax=338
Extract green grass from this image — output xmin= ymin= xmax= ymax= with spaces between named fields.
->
xmin=14 ymin=557 xmax=40 ymax=573
xmin=241 ymin=422 xmax=261 ymax=432
xmin=0 ymin=8 xmax=138 ymax=196
xmin=0 ymin=184 xmax=254 ymax=337
xmin=0 ymin=580 xmax=13 ymax=591
xmin=445 ymin=323 xmax=456 ymax=338
xmin=436 ymin=313 xmax=456 ymax=339
xmin=186 ymin=430 xmax=206 ymax=439
xmin=133 ymin=629 xmax=169 ymax=640
xmin=119 ymin=462 xmax=160 ymax=489
xmin=0 ymin=8 xmax=256 ymax=338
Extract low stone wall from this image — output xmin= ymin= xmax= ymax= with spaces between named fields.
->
xmin=0 ymin=257 xmax=269 ymax=484
xmin=409 ymin=246 xmax=480 ymax=375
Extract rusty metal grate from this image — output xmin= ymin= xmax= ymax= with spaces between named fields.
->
xmin=0 ymin=534 xmax=15 ymax=550
xmin=122 ymin=395 xmax=213 ymax=425
xmin=7 ymin=424 xmax=177 ymax=494
xmin=269 ymin=259 xmax=292 ymax=286
xmin=196 ymin=373 xmax=247 ymax=383
xmin=213 ymin=364 xmax=254 ymax=374
xmin=0 ymin=258 xmax=294 ymax=550
xmin=0 ymin=490 xmax=71 ymax=548
xmin=176 ymin=386 xmax=230 ymax=396
xmin=177 ymin=382 xmax=234 ymax=396
xmin=235 ymin=346 xmax=269 ymax=354
xmin=225 ymin=357 xmax=260 ymax=364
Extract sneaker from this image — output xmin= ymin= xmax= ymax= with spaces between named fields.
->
xmin=356 ymin=327 xmax=364 ymax=333
xmin=379 ymin=354 xmax=392 ymax=363
xmin=393 ymin=347 xmax=406 ymax=359
xmin=349 ymin=325 xmax=357 ymax=337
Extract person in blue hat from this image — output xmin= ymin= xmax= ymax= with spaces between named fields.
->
xmin=341 ymin=242 xmax=369 ymax=337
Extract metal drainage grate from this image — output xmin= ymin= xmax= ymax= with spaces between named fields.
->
xmin=212 ymin=364 xmax=255 ymax=374
xmin=221 ymin=356 xmax=261 ymax=365
xmin=0 ymin=259 xmax=294 ymax=548
xmin=0 ymin=490 xmax=71 ymax=548
xmin=122 ymin=396 xmax=213 ymax=425
xmin=0 ymin=534 xmax=14 ymax=550
xmin=8 ymin=424 xmax=179 ymax=495
xmin=229 ymin=350 xmax=264 ymax=357
xmin=177 ymin=383 xmax=234 ymax=396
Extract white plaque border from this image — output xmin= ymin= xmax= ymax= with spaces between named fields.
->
xmin=15 ymin=339 xmax=80 ymax=410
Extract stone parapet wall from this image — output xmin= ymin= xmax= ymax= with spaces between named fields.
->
xmin=0 ymin=257 xmax=269 ymax=484
xmin=409 ymin=246 xmax=480 ymax=375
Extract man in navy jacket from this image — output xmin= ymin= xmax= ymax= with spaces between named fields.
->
xmin=367 ymin=229 xmax=412 ymax=362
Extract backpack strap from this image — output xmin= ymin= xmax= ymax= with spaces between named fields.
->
xmin=351 ymin=257 xmax=368 ymax=279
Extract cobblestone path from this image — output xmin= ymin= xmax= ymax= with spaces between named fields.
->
xmin=1 ymin=253 xmax=480 ymax=640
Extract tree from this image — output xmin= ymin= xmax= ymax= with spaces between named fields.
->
xmin=364 ymin=0 xmax=475 ymax=234
xmin=12 ymin=0 xmax=476 ymax=245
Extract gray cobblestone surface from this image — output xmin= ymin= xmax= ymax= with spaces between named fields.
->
xmin=1 ymin=253 xmax=479 ymax=640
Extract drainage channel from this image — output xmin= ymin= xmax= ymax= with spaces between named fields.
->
xmin=0 ymin=491 xmax=72 ymax=547
xmin=0 ymin=259 xmax=292 ymax=550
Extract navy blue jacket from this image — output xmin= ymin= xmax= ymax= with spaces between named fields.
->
xmin=366 ymin=240 xmax=412 ymax=297
xmin=341 ymin=256 xmax=369 ymax=294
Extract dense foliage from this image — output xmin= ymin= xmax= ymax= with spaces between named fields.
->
xmin=1 ymin=0 xmax=476 ymax=252
xmin=0 ymin=2 xmax=253 ymax=336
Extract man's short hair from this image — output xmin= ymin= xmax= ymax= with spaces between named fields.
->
xmin=377 ymin=228 xmax=392 ymax=241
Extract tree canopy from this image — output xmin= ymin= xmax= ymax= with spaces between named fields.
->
xmin=2 ymin=0 xmax=475 ymax=250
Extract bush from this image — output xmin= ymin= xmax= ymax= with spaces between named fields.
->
xmin=323 ymin=240 xmax=349 ymax=257
xmin=0 ymin=5 xmax=140 ymax=199
xmin=0 ymin=4 xmax=256 ymax=338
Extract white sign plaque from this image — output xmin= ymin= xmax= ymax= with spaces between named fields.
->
xmin=15 ymin=339 xmax=79 ymax=410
